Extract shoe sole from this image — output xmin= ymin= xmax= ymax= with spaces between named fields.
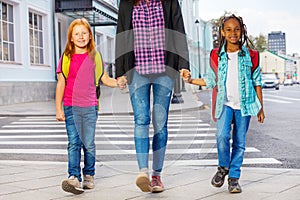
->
xmin=136 ymin=176 xmax=151 ymax=192
xmin=151 ymin=186 xmax=164 ymax=193
xmin=83 ymin=184 xmax=94 ymax=189
xmin=211 ymin=180 xmax=225 ymax=188
xmin=62 ymin=180 xmax=84 ymax=195
xmin=229 ymin=188 xmax=242 ymax=193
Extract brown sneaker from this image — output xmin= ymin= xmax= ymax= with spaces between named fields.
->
xmin=150 ymin=176 xmax=164 ymax=193
xmin=61 ymin=176 xmax=84 ymax=195
xmin=228 ymin=178 xmax=242 ymax=193
xmin=83 ymin=174 xmax=94 ymax=189
xmin=135 ymin=172 xmax=151 ymax=192
xmin=211 ymin=166 xmax=229 ymax=187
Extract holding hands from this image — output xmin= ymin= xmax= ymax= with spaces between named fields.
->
xmin=117 ymin=76 xmax=127 ymax=90
xmin=180 ymin=69 xmax=192 ymax=83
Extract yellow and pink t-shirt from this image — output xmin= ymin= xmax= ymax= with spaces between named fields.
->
xmin=56 ymin=52 xmax=98 ymax=107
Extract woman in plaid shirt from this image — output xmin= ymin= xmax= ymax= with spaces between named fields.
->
xmin=115 ymin=0 xmax=189 ymax=193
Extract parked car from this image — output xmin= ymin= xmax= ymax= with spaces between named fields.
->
xmin=262 ymin=74 xmax=280 ymax=90
xmin=283 ymin=78 xmax=293 ymax=86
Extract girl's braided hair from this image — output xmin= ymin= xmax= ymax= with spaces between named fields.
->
xmin=218 ymin=14 xmax=254 ymax=54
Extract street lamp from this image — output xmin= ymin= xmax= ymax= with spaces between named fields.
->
xmin=195 ymin=19 xmax=202 ymax=90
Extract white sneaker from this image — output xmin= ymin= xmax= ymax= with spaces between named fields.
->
xmin=83 ymin=174 xmax=95 ymax=189
xmin=61 ymin=176 xmax=84 ymax=195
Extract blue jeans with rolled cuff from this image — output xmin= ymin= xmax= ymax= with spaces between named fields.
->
xmin=64 ymin=105 xmax=98 ymax=182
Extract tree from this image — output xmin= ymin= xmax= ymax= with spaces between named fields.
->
xmin=250 ymin=34 xmax=267 ymax=52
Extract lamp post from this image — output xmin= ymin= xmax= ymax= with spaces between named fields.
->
xmin=195 ymin=19 xmax=202 ymax=90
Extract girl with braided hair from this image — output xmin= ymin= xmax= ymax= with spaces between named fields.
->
xmin=181 ymin=14 xmax=265 ymax=193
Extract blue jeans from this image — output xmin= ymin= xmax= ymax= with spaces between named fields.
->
xmin=216 ymin=105 xmax=251 ymax=178
xmin=64 ymin=106 xmax=98 ymax=182
xmin=128 ymin=70 xmax=174 ymax=174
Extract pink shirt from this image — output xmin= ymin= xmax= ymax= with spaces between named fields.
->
xmin=56 ymin=52 xmax=98 ymax=107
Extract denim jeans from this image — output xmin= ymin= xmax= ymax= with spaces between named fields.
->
xmin=64 ymin=106 xmax=98 ymax=182
xmin=128 ymin=70 xmax=174 ymax=174
xmin=216 ymin=105 xmax=251 ymax=178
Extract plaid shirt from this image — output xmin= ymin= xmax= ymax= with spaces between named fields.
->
xmin=132 ymin=0 xmax=165 ymax=75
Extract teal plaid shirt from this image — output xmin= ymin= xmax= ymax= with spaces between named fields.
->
xmin=204 ymin=45 xmax=262 ymax=119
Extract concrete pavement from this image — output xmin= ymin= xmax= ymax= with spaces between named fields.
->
xmin=0 ymin=86 xmax=299 ymax=200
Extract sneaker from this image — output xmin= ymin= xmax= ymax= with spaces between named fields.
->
xmin=211 ymin=166 xmax=229 ymax=187
xmin=83 ymin=174 xmax=94 ymax=189
xmin=61 ymin=176 xmax=84 ymax=195
xmin=135 ymin=172 xmax=151 ymax=192
xmin=150 ymin=176 xmax=164 ymax=193
xmin=228 ymin=178 xmax=242 ymax=193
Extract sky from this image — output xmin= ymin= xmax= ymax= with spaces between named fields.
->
xmin=197 ymin=0 xmax=300 ymax=55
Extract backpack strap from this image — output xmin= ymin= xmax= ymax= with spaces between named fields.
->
xmin=61 ymin=53 xmax=71 ymax=80
xmin=210 ymin=48 xmax=219 ymax=76
xmin=94 ymin=51 xmax=104 ymax=87
xmin=209 ymin=48 xmax=219 ymax=122
xmin=249 ymin=49 xmax=260 ymax=72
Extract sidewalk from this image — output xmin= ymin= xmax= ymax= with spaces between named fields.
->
xmin=0 ymin=161 xmax=299 ymax=200
xmin=0 ymin=86 xmax=299 ymax=199
xmin=0 ymin=86 xmax=203 ymax=116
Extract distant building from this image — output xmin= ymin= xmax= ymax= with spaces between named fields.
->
xmin=268 ymin=31 xmax=286 ymax=55
xmin=260 ymin=50 xmax=296 ymax=83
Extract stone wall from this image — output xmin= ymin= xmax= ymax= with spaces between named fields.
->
xmin=0 ymin=82 xmax=56 ymax=105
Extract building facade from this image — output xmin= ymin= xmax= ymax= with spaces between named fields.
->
xmin=259 ymin=50 xmax=299 ymax=83
xmin=0 ymin=0 xmax=212 ymax=105
xmin=0 ymin=0 xmax=56 ymax=105
xmin=268 ymin=31 xmax=286 ymax=55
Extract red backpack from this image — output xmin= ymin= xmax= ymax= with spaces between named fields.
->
xmin=209 ymin=48 xmax=259 ymax=122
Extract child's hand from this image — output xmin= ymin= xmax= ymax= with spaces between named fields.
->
xmin=56 ymin=110 xmax=65 ymax=121
xmin=257 ymin=109 xmax=265 ymax=123
xmin=117 ymin=76 xmax=127 ymax=90
xmin=180 ymin=69 xmax=191 ymax=83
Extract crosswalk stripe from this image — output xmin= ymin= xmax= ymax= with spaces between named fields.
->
xmin=0 ymin=133 xmax=215 ymax=139
xmin=10 ymin=120 xmax=203 ymax=124
xmin=263 ymin=94 xmax=300 ymax=101
xmin=2 ymin=123 xmax=210 ymax=128
xmin=0 ymin=127 xmax=217 ymax=133
xmin=0 ymin=147 xmax=260 ymax=155
xmin=263 ymin=98 xmax=292 ymax=104
xmin=0 ymin=158 xmax=281 ymax=166
xmin=0 ymin=139 xmax=217 ymax=145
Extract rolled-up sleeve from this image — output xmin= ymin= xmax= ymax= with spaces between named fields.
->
xmin=252 ymin=66 xmax=262 ymax=86
xmin=204 ymin=66 xmax=216 ymax=89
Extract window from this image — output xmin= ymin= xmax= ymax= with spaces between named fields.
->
xmin=107 ymin=36 xmax=113 ymax=63
xmin=0 ymin=1 xmax=14 ymax=61
xmin=95 ymin=32 xmax=104 ymax=55
xmin=29 ymin=11 xmax=44 ymax=64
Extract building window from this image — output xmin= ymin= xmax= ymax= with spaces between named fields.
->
xmin=0 ymin=1 xmax=14 ymax=61
xmin=29 ymin=11 xmax=44 ymax=64
xmin=107 ymin=36 xmax=113 ymax=63
xmin=95 ymin=32 xmax=104 ymax=56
